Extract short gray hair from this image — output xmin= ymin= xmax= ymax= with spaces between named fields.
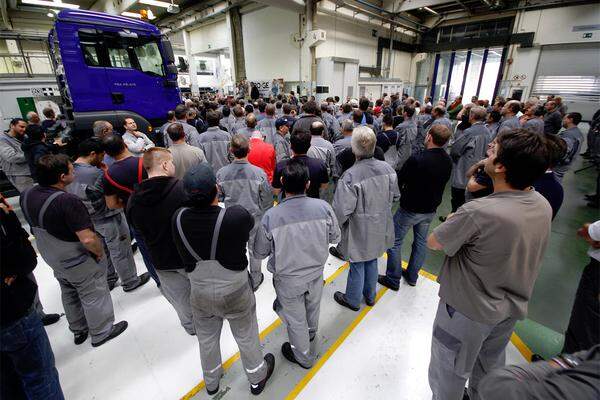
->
xmin=351 ymin=126 xmax=376 ymax=159
xmin=93 ymin=120 xmax=112 ymax=137
xmin=469 ymin=106 xmax=487 ymax=121
xmin=341 ymin=119 xmax=354 ymax=132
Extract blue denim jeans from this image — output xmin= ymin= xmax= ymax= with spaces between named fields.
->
xmin=130 ymin=226 xmax=160 ymax=286
xmin=0 ymin=309 xmax=64 ymax=400
xmin=386 ymin=207 xmax=434 ymax=286
xmin=345 ymin=259 xmax=379 ymax=308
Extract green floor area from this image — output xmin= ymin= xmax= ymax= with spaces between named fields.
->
xmin=399 ymin=154 xmax=598 ymax=355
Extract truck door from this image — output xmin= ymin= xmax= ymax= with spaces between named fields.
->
xmin=103 ymin=31 xmax=178 ymax=128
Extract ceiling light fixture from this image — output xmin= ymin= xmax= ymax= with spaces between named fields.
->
xmin=122 ymin=11 xmax=142 ymax=18
xmin=423 ymin=6 xmax=439 ymax=15
xmin=22 ymin=0 xmax=80 ymax=9
xmin=139 ymin=0 xmax=172 ymax=8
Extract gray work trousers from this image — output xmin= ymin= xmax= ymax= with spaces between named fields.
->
xmin=428 ymin=300 xmax=517 ymax=400
xmin=273 ymin=275 xmax=323 ymax=368
xmin=54 ymin=257 xmax=115 ymax=344
xmin=155 ymin=269 xmax=194 ymax=335
xmin=189 ymin=264 xmax=267 ymax=392
xmin=7 ymin=175 xmax=34 ymax=193
xmin=94 ymin=213 xmax=139 ymax=289
xmin=247 ymin=220 xmax=263 ymax=287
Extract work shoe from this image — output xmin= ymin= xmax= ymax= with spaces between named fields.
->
xmin=91 ymin=321 xmax=128 ymax=347
xmin=123 ymin=272 xmax=151 ymax=292
xmin=377 ymin=275 xmax=399 ymax=291
xmin=131 ymin=242 xmax=138 ymax=254
xmin=531 ymin=354 xmax=545 ymax=362
xmin=250 ymin=353 xmax=276 ymax=395
xmin=41 ymin=313 xmax=61 ymax=326
xmin=281 ymin=343 xmax=310 ymax=370
xmin=401 ymin=270 xmax=417 ymax=287
xmin=334 ymin=291 xmax=359 ymax=311
xmin=74 ymin=331 xmax=88 ymax=345
xmin=206 ymin=385 xmax=219 ymax=396
xmin=365 ymin=298 xmax=376 ymax=307
xmin=329 ymin=246 xmax=344 ymax=260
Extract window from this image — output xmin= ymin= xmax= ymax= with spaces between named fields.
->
xmin=78 ymin=30 xmax=165 ymax=76
xmin=108 ymin=47 xmax=132 ymax=68
xmin=134 ymin=41 xmax=163 ymax=76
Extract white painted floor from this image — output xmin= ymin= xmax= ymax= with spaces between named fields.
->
xmin=33 ymin=247 xmax=525 ymax=400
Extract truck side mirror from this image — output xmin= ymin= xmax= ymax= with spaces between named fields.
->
xmin=161 ymin=38 xmax=175 ymax=64
xmin=165 ymin=64 xmax=178 ymax=75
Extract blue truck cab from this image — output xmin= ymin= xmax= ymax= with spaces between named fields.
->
xmin=48 ymin=9 xmax=180 ymax=137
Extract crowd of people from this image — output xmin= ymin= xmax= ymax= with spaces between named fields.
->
xmin=1 ymin=88 xmax=599 ymax=400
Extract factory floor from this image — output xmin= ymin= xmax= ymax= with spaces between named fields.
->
xmin=9 ymin=143 xmax=596 ymax=399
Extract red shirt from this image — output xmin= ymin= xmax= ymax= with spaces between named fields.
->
xmin=248 ymin=138 xmax=276 ymax=183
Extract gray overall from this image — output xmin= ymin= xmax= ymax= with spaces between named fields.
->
xmin=22 ymin=190 xmax=115 ymax=343
xmin=175 ymin=207 xmax=267 ymax=391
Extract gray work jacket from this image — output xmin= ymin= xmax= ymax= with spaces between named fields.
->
xmin=485 ymin=122 xmax=500 ymax=140
xmin=0 ymin=132 xmax=29 ymax=176
xmin=497 ymin=116 xmax=521 ymax=136
xmin=273 ymin=134 xmax=291 ymax=163
xmin=257 ymin=117 xmax=277 ymax=144
xmin=523 ymin=118 xmax=544 ymax=135
xmin=554 ymin=126 xmax=584 ymax=179
xmin=164 ymin=120 xmax=203 ymax=148
xmin=216 ymin=160 xmax=273 ymax=221
xmin=254 ymin=194 xmax=340 ymax=286
xmin=396 ymin=119 xmax=418 ymax=171
xmin=307 ymin=136 xmax=336 ymax=178
xmin=322 ymin=112 xmax=341 ymax=141
xmin=198 ymin=126 xmax=231 ymax=172
xmin=450 ymin=122 xmax=490 ymax=189
xmin=428 ymin=117 xmax=453 ymax=134
xmin=230 ymin=117 xmax=247 ymax=135
xmin=332 ymin=157 xmax=399 ymax=262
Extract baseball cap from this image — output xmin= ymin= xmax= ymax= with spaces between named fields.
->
xmin=276 ymin=117 xmax=291 ymax=129
xmin=183 ymin=163 xmax=217 ymax=200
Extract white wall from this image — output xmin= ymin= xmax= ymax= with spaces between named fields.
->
xmin=242 ymin=7 xmax=301 ymax=81
xmin=381 ymin=49 xmax=413 ymax=81
xmin=189 ymin=19 xmax=229 ymax=54
xmin=505 ymin=3 xmax=600 ymax=100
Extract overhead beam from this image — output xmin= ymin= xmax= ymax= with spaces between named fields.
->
xmin=454 ymin=0 xmax=472 ymax=15
xmin=252 ymin=0 xmax=305 ymax=13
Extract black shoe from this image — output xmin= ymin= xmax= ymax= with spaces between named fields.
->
xmin=91 ymin=321 xmax=128 ymax=347
xmin=587 ymin=201 xmax=600 ymax=209
xmin=107 ymin=280 xmax=118 ymax=291
xmin=250 ymin=353 xmax=276 ymax=395
xmin=531 ymin=353 xmax=545 ymax=362
xmin=206 ymin=385 xmax=219 ymax=396
xmin=334 ymin=291 xmax=359 ymax=311
xmin=41 ymin=313 xmax=61 ymax=326
xmin=329 ymin=246 xmax=344 ymax=260
xmin=131 ymin=242 xmax=138 ymax=254
xmin=401 ymin=270 xmax=417 ymax=287
xmin=365 ymin=298 xmax=375 ymax=307
xmin=463 ymin=388 xmax=470 ymax=400
xmin=309 ymin=334 xmax=316 ymax=342
xmin=74 ymin=331 xmax=88 ymax=345
xmin=281 ymin=342 xmax=310 ymax=370
xmin=123 ymin=272 xmax=151 ymax=292
xmin=439 ymin=216 xmax=447 ymax=222
xmin=584 ymin=194 xmax=598 ymax=201
xmin=377 ymin=275 xmax=399 ymax=291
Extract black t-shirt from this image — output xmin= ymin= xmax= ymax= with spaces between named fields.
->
xmin=102 ymin=156 xmax=148 ymax=204
xmin=533 ymin=172 xmax=564 ymax=220
xmin=172 ymin=205 xmax=254 ymax=272
xmin=337 ymin=147 xmax=386 ymax=176
xmin=20 ymin=186 xmax=93 ymax=242
xmin=376 ymin=129 xmax=398 ymax=153
xmin=273 ymin=155 xmax=329 ymax=199
xmin=397 ymin=148 xmax=452 ymax=214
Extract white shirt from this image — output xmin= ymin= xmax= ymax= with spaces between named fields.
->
xmin=588 ymin=220 xmax=600 ymax=261
xmin=123 ymin=131 xmax=154 ymax=157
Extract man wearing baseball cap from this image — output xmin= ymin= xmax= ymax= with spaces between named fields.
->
xmin=274 ymin=117 xmax=292 ymax=162
xmin=172 ymin=163 xmax=275 ymax=396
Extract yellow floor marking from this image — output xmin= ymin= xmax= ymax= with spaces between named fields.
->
xmin=284 ymin=286 xmax=389 ymax=400
xmin=180 ymin=262 xmax=350 ymax=400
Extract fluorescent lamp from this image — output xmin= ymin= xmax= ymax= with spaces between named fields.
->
xmin=423 ymin=6 xmax=439 ymax=15
xmin=122 ymin=11 xmax=142 ymax=18
xmin=139 ymin=0 xmax=171 ymax=8
xmin=22 ymin=0 xmax=80 ymax=9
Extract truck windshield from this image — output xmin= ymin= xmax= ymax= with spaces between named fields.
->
xmin=79 ymin=30 xmax=165 ymax=77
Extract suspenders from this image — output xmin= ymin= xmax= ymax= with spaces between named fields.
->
xmin=175 ymin=207 xmax=226 ymax=262
xmin=21 ymin=189 xmax=64 ymax=229
xmin=103 ymin=157 xmax=144 ymax=194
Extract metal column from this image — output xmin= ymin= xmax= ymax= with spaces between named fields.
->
xmin=182 ymin=30 xmax=199 ymax=96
